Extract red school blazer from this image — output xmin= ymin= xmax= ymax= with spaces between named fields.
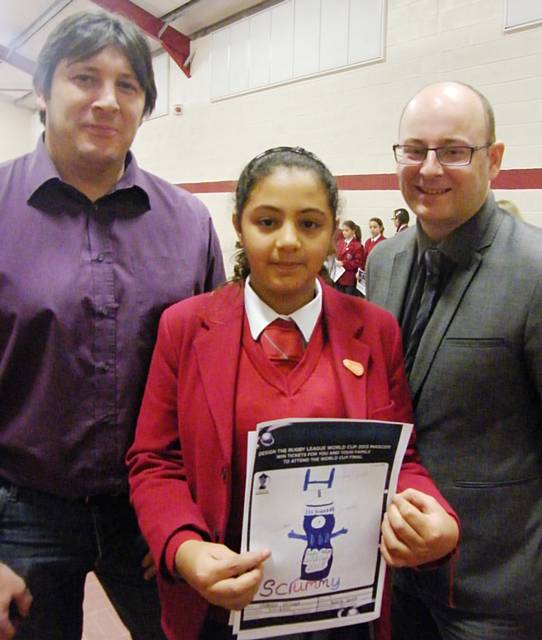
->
xmin=127 ymin=282 xmax=458 ymax=640
xmin=363 ymin=235 xmax=386 ymax=269
xmin=336 ymin=238 xmax=365 ymax=286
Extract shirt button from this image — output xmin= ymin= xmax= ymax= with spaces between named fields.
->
xmin=96 ymin=254 xmax=105 ymax=262
xmin=96 ymin=363 xmax=109 ymax=373
xmin=97 ymin=306 xmax=116 ymax=318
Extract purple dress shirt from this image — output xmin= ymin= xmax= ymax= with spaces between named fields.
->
xmin=0 ymin=139 xmax=225 ymax=498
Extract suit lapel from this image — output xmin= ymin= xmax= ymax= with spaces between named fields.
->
xmin=409 ymin=203 xmax=502 ymax=398
xmin=323 ymin=285 xmax=371 ymax=418
xmin=193 ymin=286 xmax=244 ymax=462
xmin=408 ymin=252 xmax=482 ymax=397
xmin=375 ymin=229 xmax=417 ymax=318
xmin=386 ymin=247 xmax=415 ymax=318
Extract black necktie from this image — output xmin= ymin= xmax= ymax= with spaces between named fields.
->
xmin=403 ymin=248 xmax=442 ymax=375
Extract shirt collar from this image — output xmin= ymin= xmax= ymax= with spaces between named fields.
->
xmin=416 ymin=193 xmax=496 ymax=268
xmin=25 ymin=136 xmax=62 ymax=201
xmin=244 ymin=277 xmax=322 ymax=343
xmin=371 ymin=234 xmax=382 ymax=242
xmin=26 ymin=136 xmax=149 ymax=204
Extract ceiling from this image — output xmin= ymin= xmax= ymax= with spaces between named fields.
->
xmin=0 ymin=0 xmax=272 ymax=109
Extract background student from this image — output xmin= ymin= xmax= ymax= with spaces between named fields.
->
xmin=335 ymin=220 xmax=364 ymax=296
xmin=363 ymin=217 xmax=386 ymax=269
xmin=127 ymin=146 xmax=459 ymax=640
xmin=392 ymin=209 xmax=410 ymax=233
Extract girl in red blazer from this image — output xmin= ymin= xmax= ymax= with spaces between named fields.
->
xmin=335 ymin=221 xmax=364 ymax=296
xmin=363 ymin=217 xmax=386 ymax=269
xmin=127 ymin=148 xmax=459 ymax=640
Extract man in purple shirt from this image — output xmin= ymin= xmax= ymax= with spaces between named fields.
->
xmin=0 ymin=11 xmax=225 ymax=639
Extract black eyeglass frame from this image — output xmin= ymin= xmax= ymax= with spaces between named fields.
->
xmin=392 ymin=143 xmax=492 ymax=166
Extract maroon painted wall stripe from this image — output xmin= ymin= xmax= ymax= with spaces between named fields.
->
xmin=177 ymin=168 xmax=542 ymax=193
xmin=179 ymin=180 xmax=237 ymax=193
xmin=336 ymin=174 xmax=399 ymax=190
xmin=491 ymin=168 xmax=542 ymax=189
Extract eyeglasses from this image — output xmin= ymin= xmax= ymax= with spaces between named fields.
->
xmin=393 ymin=144 xmax=492 ymax=166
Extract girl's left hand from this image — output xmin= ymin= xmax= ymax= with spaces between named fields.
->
xmin=380 ymin=488 xmax=459 ymax=568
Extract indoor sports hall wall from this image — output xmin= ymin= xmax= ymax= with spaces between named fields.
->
xmin=131 ymin=0 xmax=542 ymax=274
xmin=0 ymin=100 xmax=34 ymax=161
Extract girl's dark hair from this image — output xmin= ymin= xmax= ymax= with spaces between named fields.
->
xmin=342 ymin=220 xmax=362 ymax=242
xmin=34 ymin=12 xmax=157 ymax=124
xmin=369 ymin=217 xmax=384 ymax=233
xmin=232 ymin=147 xmax=339 ymax=282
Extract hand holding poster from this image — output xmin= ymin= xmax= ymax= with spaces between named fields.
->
xmin=356 ymin=269 xmax=366 ymax=296
xmin=232 ymin=418 xmax=412 ymax=639
xmin=324 ymin=256 xmax=345 ymax=283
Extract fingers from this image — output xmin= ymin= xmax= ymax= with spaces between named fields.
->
xmin=207 ymin=564 xmax=265 ymax=610
xmin=0 ymin=564 xmax=31 ymax=640
xmin=195 ymin=545 xmax=269 ymax=587
xmin=390 ymin=491 xmax=446 ymax=542
xmin=213 ymin=548 xmax=271 ymax=582
xmin=396 ymin=488 xmax=438 ymax=513
xmin=394 ymin=490 xmax=459 ymax=548
xmin=1 ymin=588 xmax=33 ymax=639
xmin=380 ymin=512 xmax=413 ymax=568
xmin=12 ymin=588 xmax=32 ymax=619
xmin=381 ymin=491 xmax=460 ymax=567
xmin=175 ymin=541 xmax=271 ymax=610
xmin=0 ymin=613 xmax=17 ymax=640
xmin=382 ymin=493 xmax=435 ymax=567
xmin=387 ymin=497 xmax=425 ymax=546
xmin=141 ymin=552 xmax=157 ymax=580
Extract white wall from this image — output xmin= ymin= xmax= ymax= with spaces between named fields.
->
xmin=131 ymin=0 xmax=542 ymax=274
xmin=0 ymin=100 xmax=34 ymax=163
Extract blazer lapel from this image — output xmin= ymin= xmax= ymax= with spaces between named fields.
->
xmin=323 ymin=285 xmax=371 ymax=418
xmin=193 ymin=286 xmax=244 ymax=462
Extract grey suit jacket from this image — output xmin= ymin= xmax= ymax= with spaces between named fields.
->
xmin=367 ymin=195 xmax=542 ymax=614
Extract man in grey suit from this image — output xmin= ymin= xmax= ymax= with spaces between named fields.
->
xmin=366 ymin=81 xmax=542 ymax=640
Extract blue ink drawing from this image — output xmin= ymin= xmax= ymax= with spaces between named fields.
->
xmin=288 ymin=467 xmax=348 ymax=580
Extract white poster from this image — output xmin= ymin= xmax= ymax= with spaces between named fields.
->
xmin=232 ymin=418 xmax=412 ymax=638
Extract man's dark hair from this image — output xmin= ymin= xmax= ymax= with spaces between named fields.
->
xmin=33 ymin=11 xmax=157 ymax=124
xmin=394 ymin=208 xmax=409 ymax=226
